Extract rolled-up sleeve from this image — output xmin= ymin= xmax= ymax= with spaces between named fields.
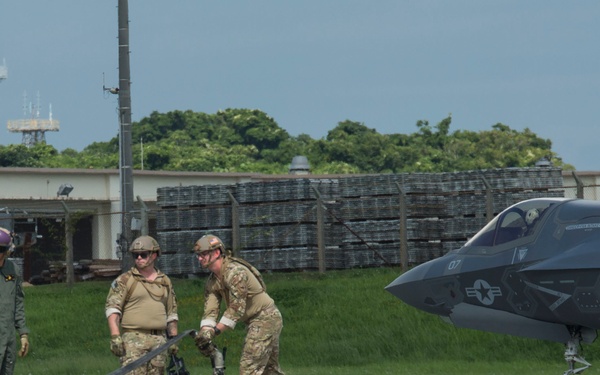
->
xmin=220 ymin=266 xmax=248 ymax=329
xmin=105 ymin=276 xmax=126 ymax=318
xmin=201 ymin=277 xmax=222 ymax=328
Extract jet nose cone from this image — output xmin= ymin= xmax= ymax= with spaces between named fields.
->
xmin=385 ymin=259 xmax=461 ymax=317
xmin=385 ymin=262 xmax=431 ymax=307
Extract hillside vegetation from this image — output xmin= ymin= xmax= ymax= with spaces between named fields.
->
xmin=15 ymin=267 xmax=591 ymax=375
xmin=0 ymin=109 xmax=572 ymax=173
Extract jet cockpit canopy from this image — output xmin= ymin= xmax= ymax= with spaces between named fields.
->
xmin=464 ymin=198 xmax=569 ymax=248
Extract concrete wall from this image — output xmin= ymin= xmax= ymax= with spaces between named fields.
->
xmin=0 ymin=168 xmax=274 ymax=259
xmin=0 ymin=167 xmax=269 ymax=202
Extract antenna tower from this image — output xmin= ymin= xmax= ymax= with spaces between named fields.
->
xmin=7 ymin=91 xmax=60 ymax=147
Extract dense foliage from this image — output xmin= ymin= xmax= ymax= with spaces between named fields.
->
xmin=0 ymin=108 xmax=571 ymax=173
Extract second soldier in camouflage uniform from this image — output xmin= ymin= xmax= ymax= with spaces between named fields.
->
xmin=105 ymin=236 xmax=178 ymax=375
xmin=193 ymin=234 xmax=285 ymax=375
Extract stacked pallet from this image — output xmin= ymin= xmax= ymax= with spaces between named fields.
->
xmin=31 ymin=259 xmax=122 ymax=284
xmin=155 ymin=167 xmax=564 ymax=274
xmin=333 ymin=168 xmax=564 ymax=266
xmin=233 ymin=179 xmax=341 ymax=270
xmin=156 ymin=179 xmax=340 ymax=274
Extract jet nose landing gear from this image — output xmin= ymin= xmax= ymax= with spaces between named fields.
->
xmin=564 ymin=335 xmax=591 ymax=375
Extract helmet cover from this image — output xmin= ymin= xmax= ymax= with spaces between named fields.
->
xmin=129 ymin=235 xmax=160 ymax=255
xmin=193 ymin=234 xmax=225 ymax=254
xmin=0 ymin=227 xmax=12 ymax=250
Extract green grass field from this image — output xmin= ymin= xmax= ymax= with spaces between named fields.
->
xmin=13 ymin=267 xmax=599 ymax=374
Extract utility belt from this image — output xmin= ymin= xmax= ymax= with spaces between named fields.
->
xmin=122 ymin=328 xmax=165 ymax=336
xmin=263 ymin=305 xmax=278 ymax=314
xmin=249 ymin=304 xmax=279 ymax=321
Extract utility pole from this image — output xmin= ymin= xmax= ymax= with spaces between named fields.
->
xmin=60 ymin=202 xmax=75 ymax=287
xmin=118 ymin=0 xmax=134 ymax=271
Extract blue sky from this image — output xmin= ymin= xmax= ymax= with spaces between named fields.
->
xmin=1 ymin=1 xmax=599 ymax=170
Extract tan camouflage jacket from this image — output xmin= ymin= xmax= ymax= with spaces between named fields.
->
xmin=201 ymin=257 xmax=273 ymax=329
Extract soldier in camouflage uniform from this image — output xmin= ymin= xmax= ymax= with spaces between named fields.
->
xmin=0 ymin=227 xmax=29 ymax=375
xmin=193 ymin=234 xmax=285 ymax=375
xmin=105 ymin=236 xmax=178 ymax=375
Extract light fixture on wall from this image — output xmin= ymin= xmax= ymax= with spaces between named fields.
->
xmin=57 ymin=183 xmax=74 ymax=198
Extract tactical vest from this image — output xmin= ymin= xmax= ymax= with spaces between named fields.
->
xmin=123 ymin=269 xmax=172 ymax=304
xmin=227 ymin=256 xmax=266 ymax=293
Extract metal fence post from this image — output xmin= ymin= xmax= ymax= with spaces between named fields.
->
xmin=311 ymin=187 xmax=326 ymax=274
xmin=228 ymin=191 xmax=240 ymax=256
xmin=395 ymin=183 xmax=409 ymax=272
xmin=572 ymin=171 xmax=584 ymax=199
xmin=481 ymin=176 xmax=494 ymax=222
xmin=136 ymin=196 xmax=149 ymax=236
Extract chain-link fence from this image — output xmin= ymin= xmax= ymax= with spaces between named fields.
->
xmin=152 ymin=168 xmax=567 ymax=276
xmin=0 ymin=200 xmax=159 ymax=284
xmin=561 ymin=169 xmax=600 ymax=199
xmin=4 ymin=168 xmax=600 ymax=284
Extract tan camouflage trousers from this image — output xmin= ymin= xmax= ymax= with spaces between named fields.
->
xmin=120 ymin=331 xmax=167 ymax=375
xmin=239 ymin=306 xmax=285 ymax=375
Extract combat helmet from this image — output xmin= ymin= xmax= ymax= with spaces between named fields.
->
xmin=0 ymin=227 xmax=12 ymax=252
xmin=129 ymin=235 xmax=161 ymax=256
xmin=193 ymin=234 xmax=225 ymax=255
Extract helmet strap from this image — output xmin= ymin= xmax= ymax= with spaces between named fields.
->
xmin=203 ymin=248 xmax=223 ymax=269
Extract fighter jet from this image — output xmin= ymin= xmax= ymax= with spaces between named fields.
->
xmin=386 ymin=197 xmax=600 ymax=374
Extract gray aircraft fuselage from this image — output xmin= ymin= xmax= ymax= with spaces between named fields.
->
xmin=386 ymin=197 xmax=600 ymax=345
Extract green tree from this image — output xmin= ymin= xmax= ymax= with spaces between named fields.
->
xmin=215 ymin=108 xmax=289 ymax=150
xmin=0 ymin=143 xmax=57 ymax=167
xmin=0 ymin=109 xmax=570 ymax=173
xmin=324 ymin=120 xmax=392 ymax=173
